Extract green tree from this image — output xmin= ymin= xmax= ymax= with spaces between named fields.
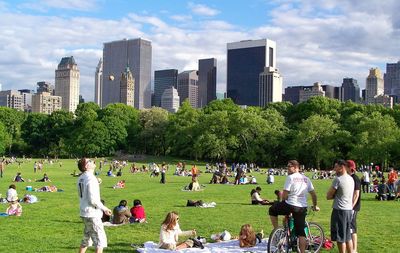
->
xmin=0 ymin=107 xmax=26 ymax=154
xmin=290 ymin=115 xmax=340 ymax=169
xmin=72 ymin=121 xmax=110 ymax=157
xmin=21 ymin=113 xmax=49 ymax=156
xmin=0 ymin=122 xmax=11 ymax=155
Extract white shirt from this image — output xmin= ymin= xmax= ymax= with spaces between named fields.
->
xmin=6 ymin=188 xmax=17 ymax=202
xmin=158 ymin=223 xmax=192 ymax=247
xmin=284 ymin=172 xmax=314 ymax=208
xmin=77 ymin=171 xmax=106 ymax=218
xmin=252 ymin=191 xmax=263 ymax=202
xmin=363 ymin=171 xmax=370 ymax=183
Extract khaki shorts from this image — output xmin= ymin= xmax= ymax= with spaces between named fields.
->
xmin=159 ymin=239 xmax=194 ymax=250
xmin=81 ymin=217 xmax=107 ymax=248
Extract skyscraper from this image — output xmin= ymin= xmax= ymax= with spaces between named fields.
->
xmin=161 ymin=86 xmax=180 ymax=113
xmin=154 ymin=69 xmax=178 ymax=107
xmin=102 ymin=38 xmax=152 ymax=109
xmin=366 ymin=68 xmax=384 ymax=104
xmin=259 ymin=66 xmax=282 ymax=107
xmin=342 ymin=78 xmax=360 ymax=103
xmin=120 ymin=66 xmax=135 ymax=107
xmin=177 ymin=70 xmax=198 ymax=108
xmin=384 ymin=60 xmax=400 ymax=98
xmin=55 ymin=56 xmax=80 ymax=112
xmin=198 ymin=58 xmax=217 ymax=107
xmin=94 ymin=58 xmax=103 ymax=106
xmin=227 ymin=39 xmax=276 ymax=106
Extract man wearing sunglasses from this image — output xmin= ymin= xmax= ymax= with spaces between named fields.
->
xmin=269 ymin=160 xmax=319 ymax=253
xmin=77 ymin=158 xmax=112 ymax=253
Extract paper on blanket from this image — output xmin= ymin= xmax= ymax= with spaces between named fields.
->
xmin=137 ymin=239 xmax=269 ymax=253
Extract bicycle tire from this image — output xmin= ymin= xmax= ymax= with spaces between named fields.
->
xmin=268 ymin=227 xmax=289 ymax=253
xmin=301 ymin=222 xmax=325 ymax=253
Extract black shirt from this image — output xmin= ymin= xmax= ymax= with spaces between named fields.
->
xmin=352 ymin=174 xmax=361 ymax=211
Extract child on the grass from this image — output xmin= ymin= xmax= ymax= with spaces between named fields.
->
xmin=6 ymin=197 xmax=22 ymax=216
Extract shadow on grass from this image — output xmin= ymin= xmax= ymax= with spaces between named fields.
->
xmin=52 ymin=219 xmax=81 ymax=224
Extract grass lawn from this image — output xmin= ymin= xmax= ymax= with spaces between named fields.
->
xmin=0 ymin=158 xmax=398 ymax=252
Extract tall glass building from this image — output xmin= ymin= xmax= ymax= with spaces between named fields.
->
xmin=154 ymin=69 xmax=178 ymax=107
xmin=342 ymin=78 xmax=360 ymax=103
xmin=102 ymin=38 xmax=152 ymax=109
xmin=227 ymin=39 xmax=276 ymax=106
xmin=198 ymin=58 xmax=217 ymax=107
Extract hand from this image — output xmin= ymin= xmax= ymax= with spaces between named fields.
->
xmin=312 ymin=206 xmax=320 ymax=212
xmin=104 ymin=208 xmax=112 ymax=216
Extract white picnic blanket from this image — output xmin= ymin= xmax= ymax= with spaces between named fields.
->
xmin=137 ymin=239 xmax=268 ymax=253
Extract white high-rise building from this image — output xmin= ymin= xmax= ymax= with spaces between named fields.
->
xmin=120 ymin=66 xmax=135 ymax=107
xmin=0 ymin=90 xmax=23 ymax=110
xmin=161 ymin=86 xmax=180 ymax=113
xmin=299 ymin=82 xmax=325 ymax=102
xmin=32 ymin=92 xmax=62 ymax=114
xmin=366 ymin=68 xmax=384 ymax=104
xmin=94 ymin=58 xmax=103 ymax=106
xmin=55 ymin=56 xmax=80 ymax=112
xmin=259 ymin=66 xmax=282 ymax=106
xmin=177 ymin=70 xmax=198 ymax=108
xmin=102 ymin=38 xmax=152 ymax=109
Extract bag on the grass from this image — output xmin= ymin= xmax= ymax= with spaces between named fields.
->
xmin=322 ymin=238 xmax=334 ymax=250
xmin=189 ymin=237 xmax=204 ymax=249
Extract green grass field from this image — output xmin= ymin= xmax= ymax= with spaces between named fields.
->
xmin=0 ymin=158 xmax=398 ymax=253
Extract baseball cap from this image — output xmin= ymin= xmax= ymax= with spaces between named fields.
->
xmin=346 ymin=160 xmax=356 ymax=172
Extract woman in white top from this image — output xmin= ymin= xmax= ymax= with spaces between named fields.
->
xmin=158 ymin=211 xmax=196 ymax=250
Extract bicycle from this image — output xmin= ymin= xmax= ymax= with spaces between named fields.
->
xmin=267 ymin=208 xmax=324 ymax=253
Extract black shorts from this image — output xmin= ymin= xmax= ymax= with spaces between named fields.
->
xmin=350 ymin=211 xmax=358 ymax=234
xmin=269 ymin=201 xmax=307 ymax=236
xmin=331 ymin=209 xmax=352 ymax=243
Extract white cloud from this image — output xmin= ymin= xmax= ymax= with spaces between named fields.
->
xmin=170 ymin=15 xmax=192 ymax=22
xmin=188 ymin=2 xmax=220 ymax=16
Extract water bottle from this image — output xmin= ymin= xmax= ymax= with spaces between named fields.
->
xmin=289 ymin=216 xmax=295 ymax=231
xmin=304 ymin=225 xmax=309 ymax=237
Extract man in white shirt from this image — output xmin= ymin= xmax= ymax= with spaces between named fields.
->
xmin=362 ymin=169 xmax=370 ymax=193
xmin=269 ymin=160 xmax=319 ymax=253
xmin=77 ymin=158 xmax=112 ymax=253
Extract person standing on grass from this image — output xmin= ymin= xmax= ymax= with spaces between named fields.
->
xmin=327 ymin=159 xmax=354 ymax=253
xmin=347 ymin=160 xmax=361 ymax=253
xmin=77 ymin=158 xmax=112 ymax=253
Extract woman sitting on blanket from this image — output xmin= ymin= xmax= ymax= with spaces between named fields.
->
xmin=239 ymin=224 xmax=263 ymax=248
xmin=158 ymin=211 xmax=197 ymax=250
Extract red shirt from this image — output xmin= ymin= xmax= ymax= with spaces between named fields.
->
xmin=130 ymin=205 xmax=146 ymax=220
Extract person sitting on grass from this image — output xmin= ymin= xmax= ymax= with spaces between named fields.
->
xmin=250 ymin=187 xmax=272 ymax=205
xmin=107 ymin=168 xmax=115 ymax=177
xmin=113 ymin=180 xmax=125 ymax=189
xmin=6 ymin=184 xmax=18 ymax=202
xmin=36 ymin=173 xmax=51 ymax=182
xmin=238 ymin=224 xmax=263 ymax=248
xmin=158 ymin=211 xmax=197 ymax=250
xmin=377 ymin=178 xmax=390 ymax=201
xmin=13 ymin=172 xmax=25 ymax=182
xmin=112 ymin=200 xmax=131 ymax=224
xmin=6 ymin=196 xmax=22 ymax=216
xmin=130 ymin=199 xmax=146 ymax=223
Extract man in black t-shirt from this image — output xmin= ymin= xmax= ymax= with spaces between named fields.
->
xmin=347 ymin=160 xmax=361 ymax=253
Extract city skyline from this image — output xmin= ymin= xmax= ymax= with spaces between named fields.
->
xmin=0 ymin=0 xmax=399 ymax=101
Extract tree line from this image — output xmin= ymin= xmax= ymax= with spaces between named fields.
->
xmin=1 ymin=96 xmax=400 ymax=169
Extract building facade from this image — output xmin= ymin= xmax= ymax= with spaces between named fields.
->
xmin=161 ymin=86 xmax=180 ymax=113
xmin=55 ymin=56 xmax=80 ymax=112
xmin=102 ymin=38 xmax=152 ymax=109
xmin=384 ymin=61 xmax=400 ymax=99
xmin=37 ymin=81 xmax=54 ymax=95
xmin=227 ymin=39 xmax=276 ymax=106
xmin=18 ymin=89 xmax=34 ymax=112
xmin=120 ymin=67 xmax=135 ymax=107
xmin=259 ymin=66 xmax=282 ymax=107
xmin=0 ymin=90 xmax=24 ymax=110
xmin=342 ymin=78 xmax=360 ymax=103
xmin=154 ymin=69 xmax=178 ymax=107
xmin=366 ymin=68 xmax=384 ymax=104
xmin=198 ymin=58 xmax=217 ymax=107
xmin=177 ymin=70 xmax=198 ymax=108
xmin=94 ymin=58 xmax=103 ymax=106
xmin=299 ymin=82 xmax=325 ymax=102
xmin=32 ymin=92 xmax=62 ymax=114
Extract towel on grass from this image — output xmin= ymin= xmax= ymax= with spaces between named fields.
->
xmin=136 ymin=239 xmax=268 ymax=252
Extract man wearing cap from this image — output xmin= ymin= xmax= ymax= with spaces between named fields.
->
xmin=77 ymin=158 xmax=112 ymax=253
xmin=327 ymin=159 xmax=354 ymax=253
xmin=347 ymin=160 xmax=361 ymax=253
xmin=269 ymin=160 xmax=319 ymax=253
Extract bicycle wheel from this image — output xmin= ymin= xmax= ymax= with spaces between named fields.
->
xmin=268 ymin=227 xmax=289 ymax=253
xmin=304 ymin=222 xmax=325 ymax=253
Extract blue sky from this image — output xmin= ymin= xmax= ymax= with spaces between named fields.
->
xmin=0 ymin=0 xmax=399 ymax=101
